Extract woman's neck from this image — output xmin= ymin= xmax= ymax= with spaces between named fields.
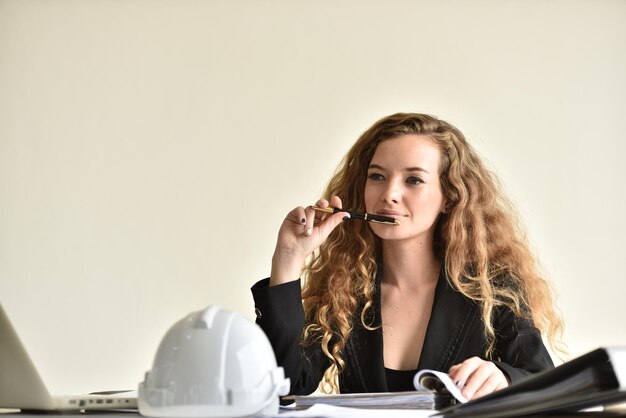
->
xmin=381 ymin=239 xmax=440 ymax=291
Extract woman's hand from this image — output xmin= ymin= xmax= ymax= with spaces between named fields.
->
xmin=269 ymin=195 xmax=349 ymax=286
xmin=448 ymin=357 xmax=509 ymax=400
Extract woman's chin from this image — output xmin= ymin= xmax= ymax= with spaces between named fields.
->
xmin=370 ymin=225 xmax=405 ymax=240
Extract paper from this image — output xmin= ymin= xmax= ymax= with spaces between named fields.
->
xmin=414 ymin=370 xmax=468 ymax=403
xmin=278 ymin=403 xmax=437 ymax=418
xmin=283 ymin=390 xmax=445 ymax=410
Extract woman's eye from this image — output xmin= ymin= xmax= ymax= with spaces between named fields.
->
xmin=368 ymin=173 xmax=384 ymax=181
xmin=406 ymin=176 xmax=424 ymax=185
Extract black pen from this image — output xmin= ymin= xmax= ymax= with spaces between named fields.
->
xmin=310 ymin=206 xmax=400 ymax=226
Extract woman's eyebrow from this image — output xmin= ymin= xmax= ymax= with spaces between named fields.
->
xmin=368 ymin=164 xmax=430 ymax=175
xmin=407 ymin=166 xmax=430 ymax=175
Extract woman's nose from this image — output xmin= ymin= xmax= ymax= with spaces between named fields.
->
xmin=381 ymin=179 xmax=401 ymax=204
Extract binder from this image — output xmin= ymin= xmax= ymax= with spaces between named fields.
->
xmin=436 ymin=347 xmax=626 ymax=418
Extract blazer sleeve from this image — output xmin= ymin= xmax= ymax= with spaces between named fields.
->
xmin=491 ymin=304 xmax=555 ymax=383
xmin=251 ymin=278 xmax=330 ymax=395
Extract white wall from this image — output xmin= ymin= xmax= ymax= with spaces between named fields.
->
xmin=1 ymin=0 xmax=625 ymax=394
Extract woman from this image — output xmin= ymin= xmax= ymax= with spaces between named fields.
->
xmin=251 ymin=113 xmax=562 ymax=401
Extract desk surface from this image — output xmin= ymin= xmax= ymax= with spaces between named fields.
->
xmin=2 ymin=411 xmax=626 ymax=418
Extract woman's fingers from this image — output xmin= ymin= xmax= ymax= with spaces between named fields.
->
xmin=270 ymin=196 xmax=348 ymax=286
xmin=316 ymin=198 xmax=330 ymax=208
xmin=316 ymin=209 xmax=349 ymax=239
xmin=285 ymin=206 xmax=308 ymax=226
xmin=448 ymin=357 xmax=480 ymax=397
xmin=448 ymin=357 xmax=509 ymax=400
xmin=472 ymin=372 xmax=506 ymax=399
xmin=282 ymin=195 xmax=349 ymax=243
xmin=329 ymin=195 xmax=342 ymax=209
xmin=303 ymin=205 xmax=317 ymax=236
xmin=306 ymin=197 xmax=348 ymax=237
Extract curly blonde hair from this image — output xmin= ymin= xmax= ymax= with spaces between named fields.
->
xmin=301 ymin=113 xmax=563 ymax=393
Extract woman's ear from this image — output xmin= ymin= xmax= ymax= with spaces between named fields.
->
xmin=441 ymin=201 xmax=450 ymax=214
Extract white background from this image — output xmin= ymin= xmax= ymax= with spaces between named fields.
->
xmin=1 ymin=0 xmax=625 ymax=394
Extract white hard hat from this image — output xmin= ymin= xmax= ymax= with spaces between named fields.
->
xmin=138 ymin=305 xmax=290 ymax=418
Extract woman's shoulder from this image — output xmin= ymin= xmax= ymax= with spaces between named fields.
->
xmin=491 ymin=272 xmax=523 ymax=291
xmin=443 ymin=270 xmax=531 ymax=315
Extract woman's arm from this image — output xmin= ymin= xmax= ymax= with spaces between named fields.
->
xmin=491 ymin=304 xmax=555 ymax=381
xmin=253 ymin=196 xmax=348 ymax=394
xmin=448 ymin=304 xmax=554 ymax=400
xmin=251 ymin=278 xmax=330 ymax=395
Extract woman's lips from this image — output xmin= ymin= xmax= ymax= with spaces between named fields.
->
xmin=377 ymin=210 xmax=405 ymax=218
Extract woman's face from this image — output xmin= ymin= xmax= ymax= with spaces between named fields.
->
xmin=364 ymin=134 xmax=446 ymax=243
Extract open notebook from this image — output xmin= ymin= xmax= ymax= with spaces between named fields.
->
xmin=0 ymin=302 xmax=137 ymax=411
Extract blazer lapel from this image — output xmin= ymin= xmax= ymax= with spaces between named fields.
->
xmin=343 ymin=270 xmax=479 ymax=392
xmin=343 ymin=276 xmax=387 ymax=393
xmin=418 ymin=271 xmax=478 ymax=371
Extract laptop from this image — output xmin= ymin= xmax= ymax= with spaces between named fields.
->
xmin=0 ymin=303 xmax=137 ymax=411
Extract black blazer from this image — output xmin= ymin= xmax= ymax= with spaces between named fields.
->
xmin=251 ymin=272 xmax=554 ymax=395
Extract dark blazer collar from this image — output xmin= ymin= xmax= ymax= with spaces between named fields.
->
xmin=344 ymin=269 xmax=477 ymax=392
xmin=418 ymin=270 xmax=477 ymax=371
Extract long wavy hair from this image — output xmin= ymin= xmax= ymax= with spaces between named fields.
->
xmin=300 ymin=113 xmax=563 ymax=393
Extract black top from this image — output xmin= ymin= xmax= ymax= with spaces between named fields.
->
xmin=385 ymin=368 xmax=418 ymax=392
xmin=251 ymin=270 xmax=554 ymax=396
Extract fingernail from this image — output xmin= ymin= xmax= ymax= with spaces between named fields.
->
xmin=301 ymin=217 xmax=306 ymax=224
xmin=455 ymin=380 xmax=463 ymax=388
xmin=305 ymin=227 xmax=312 ymax=235
xmin=342 ymin=216 xmax=350 ymax=221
